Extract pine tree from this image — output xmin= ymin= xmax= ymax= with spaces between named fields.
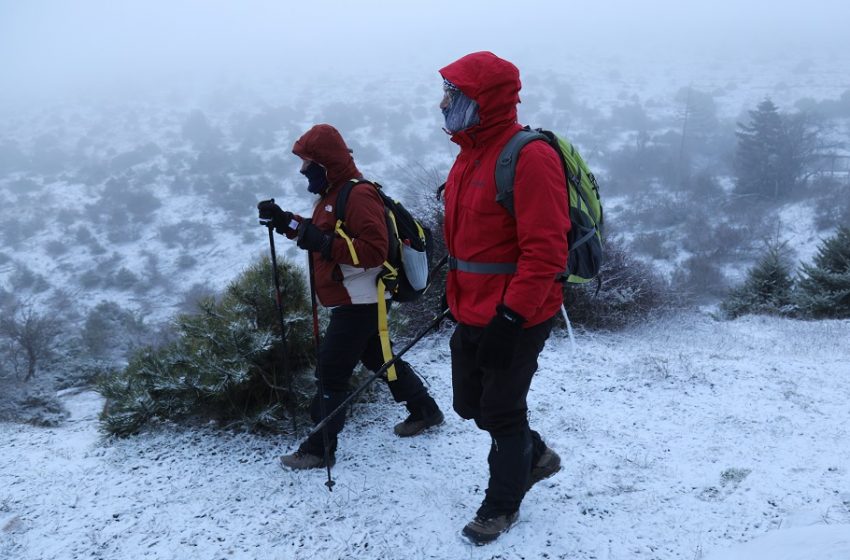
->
xmin=734 ymin=98 xmax=790 ymax=198
xmin=733 ymin=98 xmax=824 ymax=200
xmin=721 ymin=243 xmax=795 ymax=319
xmin=98 ymin=256 xmax=317 ymax=436
xmin=796 ymin=227 xmax=850 ymax=318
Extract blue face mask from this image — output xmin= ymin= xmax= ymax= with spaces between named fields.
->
xmin=301 ymin=161 xmax=329 ymax=194
xmin=442 ymin=89 xmax=480 ymax=134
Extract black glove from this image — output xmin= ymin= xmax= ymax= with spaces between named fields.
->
xmin=476 ymin=304 xmax=526 ymax=370
xmin=296 ymin=219 xmax=332 ymax=260
xmin=257 ymin=199 xmax=296 ymax=235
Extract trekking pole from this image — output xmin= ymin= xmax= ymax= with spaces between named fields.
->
xmin=560 ymin=303 xmax=576 ymax=355
xmin=307 ymin=252 xmax=336 ymax=492
xmin=260 ymin=214 xmax=297 ymax=436
xmin=306 ymin=307 xmax=450 ymax=440
xmin=431 ymin=254 xmax=448 ymax=281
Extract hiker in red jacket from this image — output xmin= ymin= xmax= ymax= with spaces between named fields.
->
xmin=439 ymin=52 xmax=569 ymax=545
xmin=258 ymin=124 xmax=443 ymax=470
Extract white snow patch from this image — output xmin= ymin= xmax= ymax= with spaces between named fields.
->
xmin=704 ymin=524 xmax=850 ymax=560
xmin=2 ymin=312 xmax=849 ymax=559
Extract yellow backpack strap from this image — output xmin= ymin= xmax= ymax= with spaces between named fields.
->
xmin=381 ymin=260 xmax=398 ymax=281
xmin=334 ymin=219 xmax=359 ymax=265
xmin=334 ymin=179 xmax=374 ymax=267
xmin=376 ymin=277 xmax=397 ymax=381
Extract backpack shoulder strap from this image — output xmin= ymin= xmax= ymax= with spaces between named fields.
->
xmin=334 ymin=179 xmax=377 ymax=267
xmin=335 ymin=178 xmax=376 ymax=223
xmin=495 ymin=126 xmax=549 ymax=216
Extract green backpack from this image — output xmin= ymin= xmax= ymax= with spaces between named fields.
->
xmin=495 ymin=126 xmax=604 ymax=284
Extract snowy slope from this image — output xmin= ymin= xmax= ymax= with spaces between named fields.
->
xmin=705 ymin=524 xmax=850 ymax=560
xmin=2 ymin=312 xmax=850 ymax=560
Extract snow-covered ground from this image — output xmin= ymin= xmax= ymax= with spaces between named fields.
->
xmin=2 ymin=312 xmax=849 ymax=559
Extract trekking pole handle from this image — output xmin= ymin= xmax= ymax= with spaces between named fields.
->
xmin=259 ymin=198 xmax=300 ymax=233
xmin=259 ymin=198 xmax=275 ymax=227
xmin=306 ymin=307 xmax=451 ymax=439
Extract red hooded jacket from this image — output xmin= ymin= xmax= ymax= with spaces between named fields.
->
xmin=292 ymin=124 xmax=390 ymax=307
xmin=440 ymin=52 xmax=570 ymax=327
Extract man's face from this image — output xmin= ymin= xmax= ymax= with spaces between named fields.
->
xmin=300 ymin=158 xmax=311 ymax=173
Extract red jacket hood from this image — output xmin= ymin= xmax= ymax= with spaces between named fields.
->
xmin=292 ymin=124 xmax=361 ymax=189
xmin=439 ymin=51 xmax=521 ymax=145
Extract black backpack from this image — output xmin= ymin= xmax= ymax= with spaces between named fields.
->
xmin=335 ymin=179 xmax=433 ymax=302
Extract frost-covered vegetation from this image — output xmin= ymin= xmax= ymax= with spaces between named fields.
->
xmin=1 ymin=60 xmax=849 ymax=426
xmin=721 ymin=227 xmax=850 ymax=319
xmin=97 ymin=256 xmax=317 ymax=436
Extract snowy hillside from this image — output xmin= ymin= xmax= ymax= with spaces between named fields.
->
xmin=2 ymin=49 xmax=849 ymax=328
xmin=3 ymin=3 xmax=850 ymax=558
xmin=2 ymin=312 xmax=850 ymax=559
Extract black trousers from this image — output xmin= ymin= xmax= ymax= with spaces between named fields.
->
xmin=450 ymin=316 xmax=554 ymax=515
xmin=301 ymin=303 xmax=429 ymax=456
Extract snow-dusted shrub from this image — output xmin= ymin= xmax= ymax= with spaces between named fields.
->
xmin=720 ymin=242 xmax=795 ymax=319
xmin=811 ymin=177 xmax=850 ymax=231
xmin=81 ymin=301 xmax=153 ymax=364
xmin=0 ymin=300 xmax=62 ymax=382
xmin=630 ymin=230 xmax=670 ymax=260
xmin=98 ymin=256 xmax=317 ymax=436
xmin=618 ymin=188 xmax=692 ymax=231
xmin=564 ymin=236 xmax=673 ymax=330
xmin=604 ymin=135 xmax=677 ymax=194
xmin=795 ymin=226 xmax=850 ymax=318
xmin=670 ymin=253 xmax=729 ymax=303
xmin=0 ymin=378 xmax=67 ymax=427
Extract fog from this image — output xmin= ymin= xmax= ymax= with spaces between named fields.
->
xmin=3 ymin=0 xmax=848 ymax=106
xmin=2 ymin=1 xmax=850 ymax=471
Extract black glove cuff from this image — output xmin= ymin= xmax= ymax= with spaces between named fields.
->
xmin=496 ymin=304 xmax=526 ymax=328
xmin=319 ymin=235 xmax=333 ymax=261
xmin=297 ymin=221 xmax=334 ymax=261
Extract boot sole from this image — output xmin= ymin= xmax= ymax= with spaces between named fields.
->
xmin=461 ymin=512 xmax=519 ymax=545
xmin=279 ymin=455 xmax=335 ymax=470
xmin=393 ymin=412 xmax=445 ymax=437
xmin=526 ymin=462 xmax=562 ymax=491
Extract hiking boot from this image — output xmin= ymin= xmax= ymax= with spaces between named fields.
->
xmin=393 ymin=408 xmax=445 ymax=437
xmin=461 ymin=510 xmax=519 ymax=545
xmin=279 ymin=450 xmax=335 ymax=471
xmin=527 ymin=447 xmax=561 ymax=490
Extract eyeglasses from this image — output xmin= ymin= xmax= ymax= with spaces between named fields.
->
xmin=442 ymin=81 xmax=461 ymax=108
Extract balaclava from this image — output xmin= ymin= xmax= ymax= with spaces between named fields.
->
xmin=302 ymin=161 xmax=330 ymax=194
xmin=442 ymin=79 xmax=480 ymax=134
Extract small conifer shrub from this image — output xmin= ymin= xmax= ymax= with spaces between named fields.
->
xmin=98 ymin=256 xmax=316 ymax=436
xmin=721 ymin=242 xmax=795 ymax=319
xmin=796 ymin=227 xmax=850 ymax=318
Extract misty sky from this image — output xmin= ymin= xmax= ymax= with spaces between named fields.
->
xmin=2 ymin=0 xmax=849 ymax=105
